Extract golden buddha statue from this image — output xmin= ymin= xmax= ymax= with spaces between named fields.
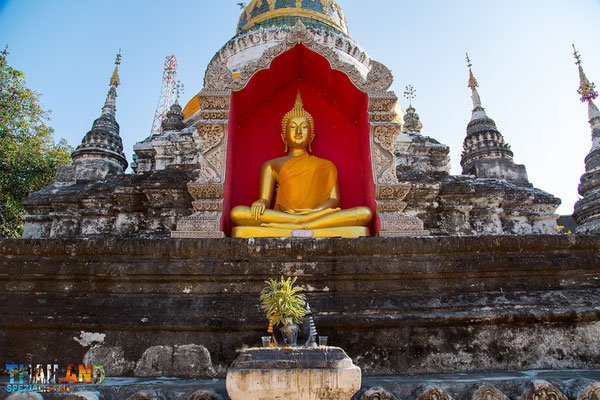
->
xmin=230 ymin=92 xmax=372 ymax=238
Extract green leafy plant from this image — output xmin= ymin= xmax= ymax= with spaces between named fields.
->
xmin=260 ymin=276 xmax=306 ymax=326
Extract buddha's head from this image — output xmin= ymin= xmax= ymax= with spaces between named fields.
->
xmin=281 ymin=92 xmax=315 ymax=152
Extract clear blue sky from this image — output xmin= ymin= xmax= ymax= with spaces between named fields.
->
xmin=1 ymin=0 xmax=599 ymax=215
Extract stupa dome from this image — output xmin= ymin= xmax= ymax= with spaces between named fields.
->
xmin=236 ymin=0 xmax=349 ymax=36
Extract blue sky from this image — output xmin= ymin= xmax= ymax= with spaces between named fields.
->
xmin=1 ymin=0 xmax=599 ymax=215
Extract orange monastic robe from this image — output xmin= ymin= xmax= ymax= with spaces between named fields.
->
xmin=274 ymin=152 xmax=337 ymax=212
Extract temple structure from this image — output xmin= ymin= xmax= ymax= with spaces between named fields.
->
xmin=573 ymin=46 xmax=600 ymax=234
xmin=3 ymin=2 xmax=600 ymax=399
xmin=22 ymin=0 xmax=559 ymax=239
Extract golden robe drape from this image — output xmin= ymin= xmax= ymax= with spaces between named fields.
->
xmin=274 ymin=152 xmax=337 ymax=211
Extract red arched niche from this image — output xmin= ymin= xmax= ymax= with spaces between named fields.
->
xmin=222 ymin=44 xmax=378 ymax=235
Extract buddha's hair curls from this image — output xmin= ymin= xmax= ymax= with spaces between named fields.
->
xmin=281 ymin=91 xmax=315 ymax=152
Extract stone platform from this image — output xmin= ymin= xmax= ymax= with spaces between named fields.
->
xmin=226 ymin=347 xmax=361 ymax=399
xmin=2 ymin=370 xmax=600 ymax=399
xmin=1 ymin=236 xmax=600 ymax=379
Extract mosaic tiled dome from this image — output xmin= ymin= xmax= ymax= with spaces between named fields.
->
xmin=237 ymin=0 xmax=349 ymax=36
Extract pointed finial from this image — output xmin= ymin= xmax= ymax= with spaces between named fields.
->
xmin=110 ymin=49 xmax=122 ymax=89
xmin=172 ymin=81 xmax=184 ymax=104
xmin=404 ymin=85 xmax=416 ymax=107
xmin=573 ymin=44 xmax=598 ymax=103
xmin=466 ymin=53 xmax=478 ymax=90
xmin=294 ymin=90 xmax=304 ymax=108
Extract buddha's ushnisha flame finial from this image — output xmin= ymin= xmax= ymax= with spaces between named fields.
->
xmin=573 ymin=44 xmax=598 ymax=103
xmin=110 ymin=49 xmax=122 ymax=89
xmin=466 ymin=53 xmax=478 ymax=90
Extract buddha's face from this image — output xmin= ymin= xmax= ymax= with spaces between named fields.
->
xmin=285 ymin=116 xmax=311 ymax=149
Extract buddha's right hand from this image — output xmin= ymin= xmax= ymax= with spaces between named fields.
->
xmin=251 ymin=199 xmax=269 ymax=220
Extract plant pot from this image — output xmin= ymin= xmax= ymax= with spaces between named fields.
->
xmin=279 ymin=317 xmax=299 ymax=347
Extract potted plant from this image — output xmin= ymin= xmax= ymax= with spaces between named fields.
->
xmin=260 ymin=276 xmax=307 ymax=346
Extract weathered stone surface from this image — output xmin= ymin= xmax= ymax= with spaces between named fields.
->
xmin=1 ymin=236 xmax=599 ymax=377
xmin=226 ymin=347 xmax=361 ymax=400
xmin=135 ymin=346 xmax=174 ymax=377
xmin=83 ymin=345 xmax=134 ymax=376
xmin=574 ymin=103 xmax=600 ymax=234
xmin=577 ymin=382 xmax=600 ymax=400
xmin=2 ymin=371 xmax=599 ymax=400
xmin=187 ymin=390 xmax=223 ymax=400
xmin=472 ymin=385 xmax=508 ymax=400
xmin=126 ymin=391 xmax=164 ymax=400
xmin=134 ymin=345 xmax=215 ymax=378
xmin=22 ymin=168 xmax=197 ymax=239
xmin=419 ymin=387 xmax=453 ymax=400
xmin=398 ymin=173 xmax=560 ymax=235
xmin=5 ymin=393 xmax=44 ymax=400
xmin=173 ymin=345 xmax=217 ymax=378
xmin=65 ymin=393 xmax=100 ymax=400
xmin=358 ymin=386 xmax=398 ymax=399
xmin=523 ymin=381 xmax=568 ymax=400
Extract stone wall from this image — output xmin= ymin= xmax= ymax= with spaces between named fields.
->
xmin=1 ymin=235 xmax=599 ymax=378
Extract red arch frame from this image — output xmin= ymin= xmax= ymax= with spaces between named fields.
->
xmin=222 ymin=44 xmax=378 ymax=235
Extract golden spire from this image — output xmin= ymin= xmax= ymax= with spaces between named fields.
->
xmin=110 ymin=49 xmax=122 ymax=89
xmin=466 ymin=53 xmax=478 ymax=90
xmin=573 ymin=44 xmax=598 ymax=103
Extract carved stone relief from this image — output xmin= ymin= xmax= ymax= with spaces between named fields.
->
xmin=187 ymin=183 xmax=224 ymax=200
xmin=524 ymin=381 xmax=568 ymax=400
xmin=419 ymin=387 xmax=454 ymax=400
xmin=216 ymin=23 xmax=371 ymax=73
xmin=196 ymin=123 xmax=227 ymax=181
xmin=577 ymin=382 xmax=600 ymax=400
xmin=472 ymin=385 xmax=509 ymax=400
xmin=359 ymin=386 xmax=398 ymax=400
xmin=187 ymin=390 xmax=223 ymax=400
xmin=369 ymin=92 xmax=398 ymax=113
xmin=204 ymin=21 xmax=393 ymax=94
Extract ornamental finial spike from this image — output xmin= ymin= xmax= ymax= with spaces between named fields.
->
xmin=466 ymin=52 xmax=478 ymax=90
xmin=173 ymin=81 xmax=184 ymax=104
xmin=110 ymin=49 xmax=122 ymax=89
xmin=404 ymin=84 xmax=416 ymax=107
xmin=573 ymin=44 xmax=598 ymax=103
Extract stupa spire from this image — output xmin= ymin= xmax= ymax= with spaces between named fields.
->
xmin=572 ymin=45 xmax=600 ymax=234
xmin=402 ymin=85 xmax=423 ymax=134
xmin=573 ymin=45 xmax=600 ymax=121
xmin=161 ymin=81 xmax=186 ymax=132
xmin=71 ymin=49 xmax=128 ymax=175
xmin=466 ymin=53 xmax=483 ymax=113
xmin=460 ymin=53 xmax=529 ymax=185
xmin=110 ymin=49 xmax=121 ymax=88
xmin=101 ymin=49 xmax=121 ymax=117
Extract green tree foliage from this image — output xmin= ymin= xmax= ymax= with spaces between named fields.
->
xmin=0 ymin=46 xmax=72 ymax=238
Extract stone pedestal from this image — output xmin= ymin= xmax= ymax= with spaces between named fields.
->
xmin=226 ymin=347 xmax=361 ymax=400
